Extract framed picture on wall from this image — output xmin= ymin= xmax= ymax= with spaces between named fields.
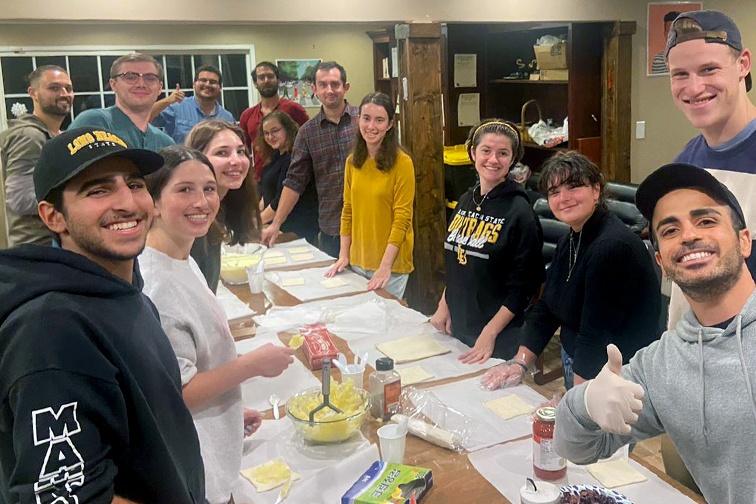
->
xmin=276 ymin=59 xmax=322 ymax=107
xmin=647 ymin=2 xmax=703 ymax=76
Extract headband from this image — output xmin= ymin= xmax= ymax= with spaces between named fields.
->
xmin=467 ymin=121 xmax=521 ymax=149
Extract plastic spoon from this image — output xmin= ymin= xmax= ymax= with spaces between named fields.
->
xmin=269 ymin=393 xmax=280 ymax=420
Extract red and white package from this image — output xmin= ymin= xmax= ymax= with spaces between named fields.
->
xmin=300 ymin=323 xmax=339 ymax=370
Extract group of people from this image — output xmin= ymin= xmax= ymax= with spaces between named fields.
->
xmin=1 ymin=7 xmax=755 ymax=504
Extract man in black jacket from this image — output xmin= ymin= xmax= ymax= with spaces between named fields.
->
xmin=0 ymin=126 xmax=205 ymax=503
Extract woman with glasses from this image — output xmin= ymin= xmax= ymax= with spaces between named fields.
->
xmin=185 ymin=120 xmax=262 ymax=292
xmin=254 ymin=110 xmax=319 ymax=245
xmin=325 ymin=92 xmax=415 ymax=298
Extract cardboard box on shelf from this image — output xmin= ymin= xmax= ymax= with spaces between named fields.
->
xmin=533 ymin=41 xmax=567 ymax=70
xmin=540 ymin=69 xmax=569 ymax=81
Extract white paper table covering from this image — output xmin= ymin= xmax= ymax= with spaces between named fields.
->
xmin=265 ymin=266 xmax=369 ymax=302
xmin=347 ymin=325 xmax=504 ymax=385
xmin=252 ymin=291 xmax=428 ymax=337
xmin=468 ymin=438 xmax=698 ymax=504
xmin=423 ymin=378 xmax=548 ymax=451
xmin=233 ymin=419 xmax=380 ymax=503
xmin=216 ymin=282 xmax=256 ymax=321
xmin=236 ymin=328 xmax=320 ymax=411
xmin=263 ymin=238 xmax=335 ymax=270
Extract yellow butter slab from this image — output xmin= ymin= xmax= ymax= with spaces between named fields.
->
xmin=320 ymin=277 xmax=349 ymax=288
xmin=264 ymin=250 xmax=285 ymax=258
xmin=483 ymin=394 xmax=534 ymax=420
xmin=289 ymin=334 xmax=304 ymax=349
xmin=586 ymin=458 xmax=647 ymax=488
xmin=376 ymin=334 xmax=450 ymax=364
xmin=290 ymin=253 xmax=315 ymax=262
xmin=287 ymin=246 xmax=312 ymax=254
xmin=240 ymin=456 xmax=301 ymax=493
xmin=281 ymin=277 xmax=306 ymax=287
xmin=398 ymin=365 xmax=434 ymax=385
xmin=264 ymin=256 xmax=288 ymax=265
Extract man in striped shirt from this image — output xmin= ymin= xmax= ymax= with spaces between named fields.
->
xmin=261 ymin=61 xmax=358 ymax=257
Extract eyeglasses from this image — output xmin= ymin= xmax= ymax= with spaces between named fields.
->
xmin=263 ymin=127 xmax=284 ymax=138
xmin=113 ymin=72 xmax=161 ymax=85
xmin=196 ymin=78 xmax=221 ymax=87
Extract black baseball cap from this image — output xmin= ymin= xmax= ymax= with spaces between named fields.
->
xmin=636 ymin=163 xmax=745 ymax=226
xmin=34 ymin=126 xmax=164 ymax=202
xmin=664 ymin=9 xmax=751 ymax=92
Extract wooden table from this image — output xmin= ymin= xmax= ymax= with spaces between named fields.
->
xmin=227 ymin=273 xmax=705 ymax=503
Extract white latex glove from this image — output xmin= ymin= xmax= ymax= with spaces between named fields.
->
xmin=480 ymin=361 xmax=526 ymax=390
xmin=584 ymin=344 xmax=645 ymax=435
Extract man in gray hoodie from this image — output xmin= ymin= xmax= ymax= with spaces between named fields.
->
xmin=0 ymin=65 xmax=72 ymax=246
xmin=555 ymin=163 xmax=756 ymax=504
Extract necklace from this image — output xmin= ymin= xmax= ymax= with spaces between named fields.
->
xmin=567 ymin=229 xmax=582 ymax=282
xmin=472 ymin=186 xmax=488 ymax=211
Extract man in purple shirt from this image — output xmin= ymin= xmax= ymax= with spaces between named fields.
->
xmin=261 ymin=61 xmax=358 ymax=257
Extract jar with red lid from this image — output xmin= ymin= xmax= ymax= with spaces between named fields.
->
xmin=532 ymin=406 xmax=566 ymax=480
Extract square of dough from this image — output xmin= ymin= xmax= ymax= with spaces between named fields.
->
xmin=240 ymin=456 xmax=301 ymax=492
xmin=264 ymin=255 xmax=288 ymax=266
xmin=586 ymin=458 xmax=647 ymax=488
xmin=376 ymin=334 xmax=451 ymax=364
xmin=290 ymin=252 xmax=315 ymax=262
xmin=287 ymin=246 xmax=312 ymax=254
xmin=264 ymin=250 xmax=285 ymax=258
xmin=483 ymin=394 xmax=534 ymax=420
xmin=320 ymin=277 xmax=349 ymax=288
xmin=398 ymin=365 xmax=434 ymax=385
xmin=281 ymin=277 xmax=306 ymax=287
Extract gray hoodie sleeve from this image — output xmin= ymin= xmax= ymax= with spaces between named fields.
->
xmin=4 ymin=126 xmax=46 ymax=215
xmin=554 ymin=347 xmax=667 ymax=463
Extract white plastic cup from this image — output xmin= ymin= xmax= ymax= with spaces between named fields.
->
xmin=340 ymin=364 xmax=364 ymax=386
xmin=246 ymin=266 xmax=264 ymax=294
xmin=377 ymin=424 xmax=407 ymax=464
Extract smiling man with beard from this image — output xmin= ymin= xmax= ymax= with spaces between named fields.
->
xmin=1 ymin=65 xmax=72 ymax=246
xmin=554 ymin=163 xmax=756 ymax=504
xmin=239 ymin=61 xmax=309 ymax=182
xmin=0 ymin=126 xmax=205 ymax=502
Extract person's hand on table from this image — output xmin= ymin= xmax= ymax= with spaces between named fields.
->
xmin=459 ymin=328 xmax=496 ymax=364
xmin=480 ymin=360 xmax=526 ymax=390
xmin=167 ymin=83 xmax=185 ymax=104
xmin=367 ymin=264 xmax=391 ymax=291
xmin=584 ymin=344 xmax=644 ymax=435
xmin=244 ymin=343 xmax=295 ymax=377
xmin=430 ymin=301 xmax=452 ymax=334
xmin=325 ymin=256 xmax=349 ymax=277
xmin=261 ymin=222 xmax=281 ymax=247
xmin=243 ymin=408 xmax=263 ymax=436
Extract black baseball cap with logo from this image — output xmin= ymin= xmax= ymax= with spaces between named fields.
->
xmin=635 ymin=163 xmax=745 ymax=227
xmin=664 ymin=9 xmax=751 ymax=92
xmin=34 ymin=127 xmax=164 ymax=202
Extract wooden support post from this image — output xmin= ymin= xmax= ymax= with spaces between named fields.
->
xmin=601 ymin=21 xmax=636 ymax=182
xmin=395 ymin=22 xmax=445 ymax=313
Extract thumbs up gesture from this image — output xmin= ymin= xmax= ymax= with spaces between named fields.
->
xmin=168 ymin=83 xmax=185 ymax=104
xmin=583 ymin=344 xmax=645 ymax=435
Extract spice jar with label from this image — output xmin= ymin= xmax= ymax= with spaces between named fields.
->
xmin=532 ymin=406 xmax=566 ymax=480
xmin=368 ymin=357 xmax=401 ymax=420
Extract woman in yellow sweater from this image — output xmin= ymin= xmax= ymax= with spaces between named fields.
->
xmin=325 ymin=92 xmax=415 ymax=298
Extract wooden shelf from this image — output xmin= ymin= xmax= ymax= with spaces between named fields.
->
xmin=376 ymin=77 xmax=393 ymax=82
xmin=490 ymin=79 xmax=567 ymax=85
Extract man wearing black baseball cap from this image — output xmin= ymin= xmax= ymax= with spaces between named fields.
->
xmin=662 ymin=11 xmax=756 ymax=488
xmin=555 ymin=163 xmax=756 ymax=504
xmin=0 ymin=127 xmax=205 ymax=502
